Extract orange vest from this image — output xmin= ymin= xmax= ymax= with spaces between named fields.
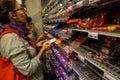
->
xmin=0 ymin=24 xmax=32 ymax=80
xmin=0 ymin=56 xmax=29 ymax=80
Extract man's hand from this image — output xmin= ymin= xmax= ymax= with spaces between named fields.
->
xmin=36 ymin=40 xmax=47 ymax=47
xmin=36 ymin=34 xmax=45 ymax=43
xmin=41 ymin=43 xmax=51 ymax=51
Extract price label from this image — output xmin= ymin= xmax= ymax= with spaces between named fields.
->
xmin=87 ymin=52 xmax=92 ymax=57
xmin=68 ymin=29 xmax=72 ymax=33
xmin=89 ymin=0 xmax=100 ymax=4
xmin=76 ymin=1 xmax=83 ymax=8
xmin=72 ymin=4 xmax=76 ymax=9
xmin=88 ymin=32 xmax=98 ymax=40
xmin=78 ymin=54 xmax=84 ymax=62
xmin=68 ymin=6 xmax=73 ymax=10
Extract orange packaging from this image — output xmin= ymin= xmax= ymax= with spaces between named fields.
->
xmin=55 ymin=38 xmax=63 ymax=45
xmin=65 ymin=19 xmax=79 ymax=24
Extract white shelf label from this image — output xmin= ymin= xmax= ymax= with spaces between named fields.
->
xmin=78 ymin=54 xmax=84 ymax=62
xmin=76 ymin=1 xmax=83 ymax=8
xmin=68 ymin=6 xmax=73 ymax=10
xmin=88 ymin=32 xmax=98 ymax=40
xmin=89 ymin=0 xmax=100 ymax=4
xmin=104 ymin=72 xmax=116 ymax=80
xmin=68 ymin=29 xmax=72 ymax=33
xmin=72 ymin=4 xmax=76 ymax=9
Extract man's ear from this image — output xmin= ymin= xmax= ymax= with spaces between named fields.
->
xmin=8 ymin=12 xmax=16 ymax=19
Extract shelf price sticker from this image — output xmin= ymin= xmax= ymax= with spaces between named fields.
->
xmin=78 ymin=54 xmax=85 ymax=62
xmin=67 ymin=6 xmax=73 ymax=10
xmin=88 ymin=32 xmax=98 ymax=40
xmin=89 ymin=0 xmax=100 ymax=4
xmin=76 ymin=1 xmax=83 ymax=8
xmin=72 ymin=4 xmax=77 ymax=9
xmin=104 ymin=72 xmax=116 ymax=80
xmin=68 ymin=29 xmax=72 ymax=33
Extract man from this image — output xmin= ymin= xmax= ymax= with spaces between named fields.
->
xmin=0 ymin=0 xmax=50 ymax=80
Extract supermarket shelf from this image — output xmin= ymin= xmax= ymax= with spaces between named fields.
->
xmin=52 ymin=43 xmax=71 ymax=58
xmin=70 ymin=0 xmax=120 ymax=19
xmin=70 ymin=61 xmax=105 ymax=80
xmin=84 ymin=61 xmax=108 ymax=80
xmin=53 ymin=40 xmax=108 ymax=80
xmin=72 ymin=28 xmax=120 ymax=38
xmin=43 ymin=27 xmax=120 ymax=80
xmin=52 ymin=46 xmax=71 ymax=72
xmin=99 ymin=0 xmax=120 ymax=6
xmin=47 ymin=0 xmax=61 ymax=12
xmin=73 ymin=47 xmax=120 ymax=80
xmin=43 ymin=24 xmax=57 ymax=29
xmin=43 ymin=0 xmax=84 ymax=23
xmin=70 ymin=62 xmax=90 ymax=80
xmin=43 ymin=0 xmax=120 ymax=23
xmin=43 ymin=1 xmax=120 ymax=80
xmin=43 ymin=17 xmax=69 ymax=24
xmin=43 ymin=27 xmax=59 ymax=38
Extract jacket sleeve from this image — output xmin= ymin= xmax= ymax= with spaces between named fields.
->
xmin=0 ymin=33 xmax=41 ymax=76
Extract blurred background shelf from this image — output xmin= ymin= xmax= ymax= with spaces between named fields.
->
xmin=71 ymin=28 xmax=120 ymax=38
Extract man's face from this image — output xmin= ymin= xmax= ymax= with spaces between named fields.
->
xmin=14 ymin=9 xmax=27 ymax=24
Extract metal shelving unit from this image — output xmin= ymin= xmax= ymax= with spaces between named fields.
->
xmin=43 ymin=0 xmax=120 ymax=23
xmin=73 ymin=47 xmax=120 ymax=80
xmin=72 ymin=28 xmax=120 ymax=38
xmin=43 ymin=0 xmax=120 ymax=80
xmin=43 ymin=17 xmax=69 ymax=24
xmin=70 ymin=61 xmax=107 ymax=80
xmin=44 ymin=31 xmax=107 ymax=80
xmin=43 ymin=0 xmax=100 ymax=23
xmin=47 ymin=0 xmax=61 ymax=12
xmin=58 ymin=41 xmax=108 ymax=80
xmin=70 ymin=62 xmax=91 ymax=80
xmin=43 ymin=27 xmax=120 ymax=80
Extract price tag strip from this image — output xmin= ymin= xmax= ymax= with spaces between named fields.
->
xmin=89 ymin=0 xmax=100 ymax=4
xmin=88 ymin=32 xmax=98 ymax=40
xmin=76 ymin=1 xmax=83 ymax=8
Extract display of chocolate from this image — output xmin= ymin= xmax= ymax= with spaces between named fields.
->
xmin=53 ymin=60 xmax=69 ymax=80
xmin=51 ymin=46 xmax=81 ymax=80
xmin=57 ymin=77 xmax=64 ymax=80
xmin=52 ymin=46 xmax=70 ymax=71
xmin=63 ymin=45 xmax=72 ymax=55
xmin=51 ymin=54 xmax=67 ymax=80
xmin=60 ymin=72 xmax=69 ymax=80
xmin=71 ymin=35 xmax=88 ymax=48
xmin=54 ymin=68 xmax=61 ymax=78
xmin=51 ymin=54 xmax=61 ymax=67
xmin=69 ymin=53 xmax=78 ymax=62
